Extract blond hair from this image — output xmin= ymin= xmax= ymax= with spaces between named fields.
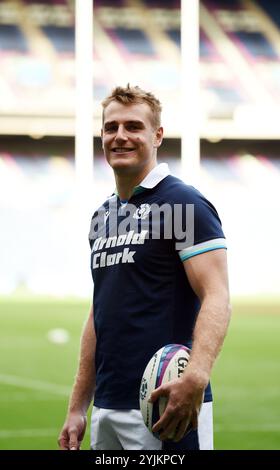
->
xmin=102 ymin=84 xmax=162 ymax=129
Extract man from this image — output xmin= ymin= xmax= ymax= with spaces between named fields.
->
xmin=58 ymin=85 xmax=231 ymax=451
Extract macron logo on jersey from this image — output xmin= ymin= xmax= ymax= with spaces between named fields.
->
xmin=92 ymin=230 xmax=148 ymax=269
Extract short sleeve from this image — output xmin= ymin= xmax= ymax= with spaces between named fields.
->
xmin=171 ymin=185 xmax=227 ymax=261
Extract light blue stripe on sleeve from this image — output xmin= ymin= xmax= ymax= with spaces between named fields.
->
xmin=179 ymin=238 xmax=227 ymax=262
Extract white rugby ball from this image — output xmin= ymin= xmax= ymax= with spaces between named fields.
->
xmin=139 ymin=344 xmax=191 ymax=439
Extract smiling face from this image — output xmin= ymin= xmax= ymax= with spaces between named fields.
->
xmin=101 ymin=101 xmax=163 ymax=178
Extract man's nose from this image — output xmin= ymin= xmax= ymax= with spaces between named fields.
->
xmin=115 ymin=125 xmax=128 ymax=142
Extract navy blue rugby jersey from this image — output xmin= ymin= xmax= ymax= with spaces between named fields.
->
xmin=88 ymin=165 xmax=226 ymax=409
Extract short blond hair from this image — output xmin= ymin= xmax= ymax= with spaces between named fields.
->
xmin=102 ymin=84 xmax=162 ymax=129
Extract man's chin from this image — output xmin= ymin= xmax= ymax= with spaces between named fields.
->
xmin=109 ymin=159 xmax=138 ymax=173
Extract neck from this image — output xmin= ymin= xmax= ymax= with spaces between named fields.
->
xmin=115 ymin=162 xmax=157 ymax=201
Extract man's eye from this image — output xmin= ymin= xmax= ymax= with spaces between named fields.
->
xmin=105 ymin=127 xmax=116 ymax=133
xmin=127 ymin=125 xmax=138 ymax=131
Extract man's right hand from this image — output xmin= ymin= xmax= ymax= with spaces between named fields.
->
xmin=58 ymin=412 xmax=87 ymax=450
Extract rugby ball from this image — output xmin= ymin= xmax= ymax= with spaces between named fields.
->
xmin=139 ymin=344 xmax=191 ymax=439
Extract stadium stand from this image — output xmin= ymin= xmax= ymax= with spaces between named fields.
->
xmin=233 ymin=31 xmax=277 ymax=59
xmin=200 ymin=29 xmax=217 ymax=59
xmin=94 ymin=0 xmax=125 ymax=6
xmin=1 ymin=0 xmax=280 ymax=134
xmin=142 ymin=0 xmax=180 ymax=7
xmin=165 ymin=28 xmax=180 ymax=47
xmin=202 ymin=1 xmax=280 ymax=77
xmin=0 ymin=24 xmax=28 ymax=52
xmin=1 ymin=145 xmax=279 ymax=296
xmin=41 ymin=25 xmax=74 ymax=53
xmin=1 ymin=0 xmax=280 ymax=297
xmin=105 ymin=27 xmax=156 ymax=57
xmin=257 ymin=0 xmax=280 ymax=28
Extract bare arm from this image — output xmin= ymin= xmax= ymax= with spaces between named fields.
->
xmin=151 ymin=249 xmax=231 ymax=441
xmin=58 ymin=304 xmax=96 ymax=450
xmin=184 ymin=248 xmax=231 ymax=384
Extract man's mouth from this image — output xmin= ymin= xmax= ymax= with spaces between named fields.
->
xmin=111 ymin=148 xmax=136 ymax=153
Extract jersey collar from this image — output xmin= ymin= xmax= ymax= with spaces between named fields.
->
xmin=138 ymin=163 xmax=170 ymax=189
xmin=114 ymin=163 xmax=170 ymax=198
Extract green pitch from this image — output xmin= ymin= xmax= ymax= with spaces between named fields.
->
xmin=0 ymin=297 xmax=279 ymax=450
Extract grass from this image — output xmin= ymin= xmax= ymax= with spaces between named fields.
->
xmin=0 ymin=297 xmax=279 ymax=450
xmin=212 ymin=301 xmax=280 ymax=450
xmin=0 ymin=297 xmax=91 ymax=450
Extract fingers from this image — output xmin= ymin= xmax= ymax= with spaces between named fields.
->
xmin=58 ymin=414 xmax=87 ymax=450
xmin=152 ymin=409 xmax=169 ymax=435
xmin=152 ymin=407 xmax=198 ymax=443
xmin=150 ymin=382 xmax=202 ymax=443
xmin=149 ymin=385 xmax=168 ymax=403
xmin=173 ymin=419 xmax=191 ymax=442
xmin=69 ymin=429 xmax=79 ymax=450
xmin=58 ymin=428 xmax=79 ymax=450
xmin=152 ymin=405 xmax=181 ymax=437
xmin=172 ymin=409 xmax=200 ymax=442
xmin=191 ymin=410 xmax=198 ymax=430
xmin=158 ymin=418 xmax=178 ymax=441
xmin=58 ymin=433 xmax=70 ymax=450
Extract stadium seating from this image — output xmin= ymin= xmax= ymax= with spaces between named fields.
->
xmin=233 ymin=31 xmax=277 ymax=59
xmin=105 ymin=27 xmax=156 ymax=57
xmin=22 ymin=0 xmax=69 ymax=5
xmin=95 ymin=0 xmax=125 ymax=6
xmin=165 ymin=29 xmax=180 ymax=47
xmin=142 ymin=0 xmax=180 ymax=7
xmin=1 ymin=0 xmax=280 ymax=126
xmin=200 ymin=29 xmax=216 ymax=59
xmin=1 ymin=149 xmax=279 ymax=296
xmin=257 ymin=0 xmax=280 ymax=28
xmin=41 ymin=25 xmax=74 ymax=53
xmin=0 ymin=0 xmax=280 ymax=298
xmin=0 ymin=24 xmax=28 ymax=52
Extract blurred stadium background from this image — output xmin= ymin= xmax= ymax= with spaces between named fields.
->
xmin=0 ymin=0 xmax=279 ymax=450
